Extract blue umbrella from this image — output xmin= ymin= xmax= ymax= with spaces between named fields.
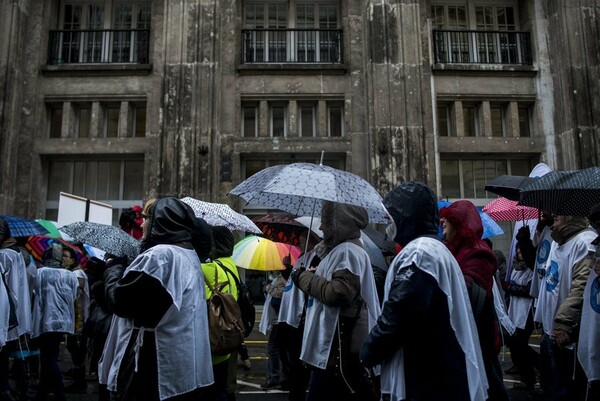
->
xmin=0 ymin=214 xmax=49 ymax=237
xmin=437 ymin=201 xmax=504 ymax=239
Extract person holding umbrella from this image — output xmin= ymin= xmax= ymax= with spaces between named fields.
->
xmin=290 ymin=201 xmax=381 ymax=401
xmin=99 ymin=197 xmax=214 ymax=401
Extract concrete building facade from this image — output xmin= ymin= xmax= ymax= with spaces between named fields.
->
xmin=1 ymin=0 xmax=599 ymax=228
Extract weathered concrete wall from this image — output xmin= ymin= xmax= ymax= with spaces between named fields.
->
xmin=0 ymin=0 xmax=30 ymax=214
xmin=545 ymin=0 xmax=600 ymax=169
xmin=364 ymin=0 xmax=433 ymax=196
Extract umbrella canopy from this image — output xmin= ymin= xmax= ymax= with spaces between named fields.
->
xmin=60 ymin=221 xmax=140 ymax=262
xmin=483 ymin=197 xmax=538 ymax=221
xmin=437 ymin=201 xmax=504 ymax=239
xmin=229 ymin=162 xmax=388 ymax=224
xmin=519 ymin=167 xmax=600 ymax=217
xmin=233 ymin=235 xmax=301 ymax=271
xmin=36 ymin=219 xmax=63 ymax=238
xmin=181 ymin=197 xmax=262 ymax=234
xmin=254 ymin=213 xmax=320 ymax=247
xmin=0 ymin=215 xmax=49 ymax=237
xmin=26 ymin=236 xmax=86 ymax=267
xmin=484 ymin=175 xmax=533 ymax=201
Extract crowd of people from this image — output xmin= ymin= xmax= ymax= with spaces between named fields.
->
xmin=0 ymin=183 xmax=598 ymax=401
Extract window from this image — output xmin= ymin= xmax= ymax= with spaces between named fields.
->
xmin=463 ymin=104 xmax=479 ymax=137
xmin=77 ymin=104 xmax=92 ymax=138
xmin=132 ymin=102 xmax=146 ymax=137
xmin=440 ymin=158 xmax=531 ymax=199
xmin=518 ymin=106 xmax=531 ymax=137
xmin=327 ymin=102 xmax=343 ymax=137
xmin=437 ymin=103 xmax=453 ymax=136
xmin=49 ymin=106 xmax=63 ymax=138
xmin=270 ymin=103 xmax=287 ymax=137
xmin=490 ymin=104 xmax=505 ymax=137
xmin=299 ymin=103 xmax=316 ymax=137
xmin=45 ymin=157 xmax=144 ymax=224
xmin=104 ymin=104 xmax=120 ymax=137
xmin=242 ymin=104 xmax=258 ymax=137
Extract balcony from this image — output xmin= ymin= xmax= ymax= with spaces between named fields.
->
xmin=433 ymin=29 xmax=532 ymax=66
xmin=47 ymin=29 xmax=150 ymax=65
xmin=241 ymin=28 xmax=343 ymax=64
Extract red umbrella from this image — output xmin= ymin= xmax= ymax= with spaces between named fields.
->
xmin=253 ymin=213 xmax=319 ymax=247
xmin=483 ymin=197 xmax=538 ymax=222
xmin=25 ymin=236 xmax=87 ymax=267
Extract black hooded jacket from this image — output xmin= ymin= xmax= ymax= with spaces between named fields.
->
xmin=361 ymin=182 xmax=470 ymax=401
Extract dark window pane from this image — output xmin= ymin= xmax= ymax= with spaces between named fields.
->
xmin=462 ymin=160 xmax=475 ymax=198
xmin=463 ymin=106 xmax=477 ymax=137
xmin=518 ymin=107 xmax=531 ymax=137
xmin=271 ymin=105 xmax=285 ymax=137
xmin=73 ymin=161 xmax=86 ymax=196
xmin=49 ymin=108 xmax=63 ymax=138
xmin=243 ymin=106 xmax=257 ymax=137
xmin=245 ymin=160 xmax=266 ymax=179
xmin=47 ymin=161 xmax=72 ymax=200
xmin=135 ymin=106 xmax=146 ymax=137
xmin=440 ymin=160 xmax=461 ymax=198
xmin=79 ymin=107 xmax=91 ymax=138
xmin=491 ymin=106 xmax=504 ymax=137
xmin=106 ymin=107 xmax=119 ymax=137
xmin=473 ymin=160 xmax=486 ymax=198
xmin=511 ymin=160 xmax=531 ymax=176
xmin=84 ymin=161 xmax=98 ymax=199
xmin=300 ymin=106 xmax=314 ymax=137
xmin=328 ymin=105 xmax=343 ymax=137
xmin=97 ymin=161 xmax=110 ymax=199
xmin=123 ymin=161 xmax=144 ymax=200
xmin=108 ymin=161 xmax=121 ymax=199
xmin=437 ymin=104 xmax=451 ymax=136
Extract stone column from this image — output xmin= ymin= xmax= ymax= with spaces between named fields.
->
xmin=117 ymin=101 xmax=130 ymax=138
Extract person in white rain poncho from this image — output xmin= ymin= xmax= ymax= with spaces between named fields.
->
xmin=32 ymin=243 xmax=79 ymax=401
xmin=290 ymin=201 xmax=381 ymax=401
xmin=99 ymin=197 xmax=213 ymax=401
xmin=361 ymin=182 xmax=488 ymax=401
xmin=578 ymin=204 xmax=600 ymax=401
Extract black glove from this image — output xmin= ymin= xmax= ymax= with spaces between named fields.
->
xmin=515 ymin=225 xmax=531 ymax=243
xmin=290 ymin=268 xmax=305 ymax=287
xmin=106 ymin=255 xmax=128 ymax=269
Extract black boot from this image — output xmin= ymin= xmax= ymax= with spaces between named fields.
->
xmin=63 ymin=367 xmax=86 ymax=394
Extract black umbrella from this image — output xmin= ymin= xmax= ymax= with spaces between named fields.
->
xmin=484 ymin=175 xmax=533 ymax=201
xmin=519 ymin=167 xmax=600 ymax=217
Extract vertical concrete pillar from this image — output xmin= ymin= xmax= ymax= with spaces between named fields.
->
xmin=89 ymin=101 xmax=102 ymax=138
xmin=61 ymin=102 xmax=75 ymax=138
xmin=259 ymin=100 xmax=269 ymax=137
xmin=507 ymin=101 xmax=519 ymax=138
xmin=288 ymin=100 xmax=298 ymax=137
xmin=481 ymin=101 xmax=492 ymax=138
xmin=118 ymin=101 xmax=129 ymax=138
xmin=454 ymin=101 xmax=464 ymax=137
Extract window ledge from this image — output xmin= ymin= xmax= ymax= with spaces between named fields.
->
xmin=437 ymin=136 xmax=545 ymax=153
xmin=432 ymin=63 xmax=537 ymax=77
xmin=238 ymin=63 xmax=348 ymax=75
xmin=41 ymin=63 xmax=153 ymax=77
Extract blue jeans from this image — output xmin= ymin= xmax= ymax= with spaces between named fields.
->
xmin=539 ymin=333 xmax=573 ymax=401
xmin=266 ymin=324 xmax=282 ymax=384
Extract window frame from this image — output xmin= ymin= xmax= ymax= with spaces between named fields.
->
xmin=326 ymin=101 xmax=344 ymax=137
xmin=298 ymin=102 xmax=316 ymax=137
xmin=269 ymin=102 xmax=288 ymax=137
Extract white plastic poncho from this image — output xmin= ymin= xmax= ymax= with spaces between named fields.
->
xmin=72 ymin=268 xmax=91 ymax=322
xmin=0 ymin=248 xmax=32 ymax=340
xmin=578 ymin=269 xmax=600 ymax=382
xmin=300 ymin=242 xmax=381 ymax=369
xmin=99 ymin=245 xmax=213 ymax=400
xmin=530 ymin=226 xmax=553 ymax=299
xmin=32 ymin=267 xmax=78 ymax=337
xmin=534 ymin=229 xmax=597 ymax=334
xmin=507 ymin=266 xmax=534 ymax=330
xmin=493 ymin=277 xmax=516 ymax=335
xmin=380 ymin=237 xmax=488 ymax=401
xmin=258 ymin=274 xmax=282 ymax=335
xmin=278 ymin=250 xmax=317 ymax=328
xmin=0 ymin=274 xmax=9 ymax=347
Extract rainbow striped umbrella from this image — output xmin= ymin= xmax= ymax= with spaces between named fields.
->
xmin=25 ymin=236 xmax=87 ymax=267
xmin=233 ymin=235 xmax=301 ymax=271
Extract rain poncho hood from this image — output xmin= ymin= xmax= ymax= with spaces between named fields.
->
xmin=321 ymin=201 xmax=368 ymax=249
xmin=143 ymin=197 xmax=195 ymax=249
xmin=191 ymin=217 xmax=212 ymax=262
xmin=41 ymin=243 xmax=64 ymax=268
xmin=440 ymin=200 xmax=483 ymax=250
xmin=383 ymin=182 xmax=439 ymax=247
xmin=210 ymin=226 xmax=234 ymax=259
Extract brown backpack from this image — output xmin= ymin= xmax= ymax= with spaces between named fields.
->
xmin=204 ymin=264 xmax=245 ymax=355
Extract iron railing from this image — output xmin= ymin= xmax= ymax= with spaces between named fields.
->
xmin=433 ymin=29 xmax=532 ymax=65
xmin=47 ymin=29 xmax=150 ymax=65
xmin=241 ymin=28 xmax=343 ymax=64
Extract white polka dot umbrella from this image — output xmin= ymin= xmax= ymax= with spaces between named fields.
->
xmin=228 ymin=162 xmax=388 ymax=224
xmin=519 ymin=167 xmax=600 ymax=217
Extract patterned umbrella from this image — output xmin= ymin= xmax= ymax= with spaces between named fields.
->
xmin=233 ymin=235 xmax=301 ymax=271
xmin=438 ymin=201 xmax=504 ymax=239
xmin=229 ymin=162 xmax=388 ymax=224
xmin=484 ymin=175 xmax=533 ymax=201
xmin=26 ymin=236 xmax=86 ymax=267
xmin=0 ymin=215 xmax=49 ymax=237
xmin=60 ymin=221 xmax=140 ymax=262
xmin=519 ymin=167 xmax=600 ymax=217
xmin=483 ymin=197 xmax=539 ymax=221
xmin=254 ymin=213 xmax=319 ymax=247
xmin=180 ymin=197 xmax=262 ymax=234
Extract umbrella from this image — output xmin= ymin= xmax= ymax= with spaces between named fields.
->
xmin=519 ymin=167 xmax=600 ymax=217
xmin=482 ymin=197 xmax=538 ymax=221
xmin=438 ymin=201 xmax=504 ymax=239
xmin=229 ymin=162 xmax=388 ymax=224
xmin=484 ymin=175 xmax=533 ymax=201
xmin=233 ymin=235 xmax=301 ymax=271
xmin=25 ymin=236 xmax=86 ymax=267
xmin=254 ymin=213 xmax=320 ymax=247
xmin=294 ymin=216 xmax=388 ymax=270
xmin=180 ymin=197 xmax=262 ymax=234
xmin=0 ymin=215 xmax=49 ymax=237
xmin=60 ymin=221 xmax=140 ymax=262
xmin=36 ymin=219 xmax=63 ymax=238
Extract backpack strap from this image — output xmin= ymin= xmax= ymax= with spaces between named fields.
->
xmin=214 ymin=259 xmax=241 ymax=291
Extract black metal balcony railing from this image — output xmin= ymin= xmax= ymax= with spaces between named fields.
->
xmin=47 ymin=29 xmax=150 ymax=65
xmin=433 ymin=29 xmax=532 ymax=65
xmin=242 ymin=29 xmax=343 ymax=64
